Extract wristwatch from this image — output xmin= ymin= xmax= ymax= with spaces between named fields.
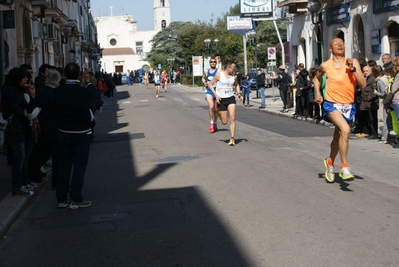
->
xmin=350 ymin=67 xmax=356 ymax=73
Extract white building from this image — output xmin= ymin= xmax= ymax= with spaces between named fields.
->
xmin=280 ymin=0 xmax=399 ymax=70
xmin=95 ymin=0 xmax=171 ymax=73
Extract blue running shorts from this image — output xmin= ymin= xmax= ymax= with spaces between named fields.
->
xmin=322 ymin=100 xmax=356 ymax=123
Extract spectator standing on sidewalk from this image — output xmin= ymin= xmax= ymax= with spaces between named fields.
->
xmin=54 ymin=63 xmax=100 ymax=209
xmin=202 ymin=58 xmax=220 ymax=133
xmin=360 ymin=64 xmax=379 ymax=139
xmin=306 ymin=67 xmax=318 ymax=119
xmin=256 ymin=69 xmax=266 ymax=109
xmin=34 ymin=64 xmax=51 ymax=93
xmin=314 ymin=38 xmax=366 ymax=183
xmin=388 ymin=56 xmax=399 ymax=147
xmin=293 ymin=63 xmax=308 ymax=117
xmin=2 ymin=68 xmax=35 ymax=196
xmin=208 ymin=60 xmax=242 ymax=146
xmin=382 ymin=53 xmax=394 ymax=71
xmin=241 ymin=74 xmax=252 ymax=107
xmin=372 ymin=65 xmax=390 ymax=144
xmin=274 ymin=65 xmax=291 ymax=113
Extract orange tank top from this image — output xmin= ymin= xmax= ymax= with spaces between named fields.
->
xmin=325 ymin=58 xmax=357 ymax=104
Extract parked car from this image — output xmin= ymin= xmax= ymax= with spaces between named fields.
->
xmin=247 ymin=72 xmax=257 ymax=89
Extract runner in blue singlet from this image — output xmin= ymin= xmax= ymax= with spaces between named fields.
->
xmin=202 ymin=58 xmax=220 ymax=133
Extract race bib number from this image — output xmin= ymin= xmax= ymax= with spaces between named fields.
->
xmin=333 ymin=103 xmax=352 ymax=119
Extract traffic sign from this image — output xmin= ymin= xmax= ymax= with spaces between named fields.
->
xmin=268 ymin=47 xmax=276 ymax=60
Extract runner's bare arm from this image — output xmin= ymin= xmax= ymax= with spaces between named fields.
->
xmin=202 ymin=69 xmax=208 ymax=87
xmin=348 ymin=58 xmax=366 ymax=89
xmin=207 ymin=73 xmax=220 ymax=96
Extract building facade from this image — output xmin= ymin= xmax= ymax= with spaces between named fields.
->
xmin=95 ymin=0 xmax=171 ymax=74
xmin=0 ymin=0 xmax=99 ymax=83
xmin=280 ymin=0 xmax=399 ymax=70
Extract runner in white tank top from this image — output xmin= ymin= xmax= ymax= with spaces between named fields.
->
xmin=215 ymin=72 xmax=236 ymax=98
xmin=208 ymin=60 xmax=242 ymax=146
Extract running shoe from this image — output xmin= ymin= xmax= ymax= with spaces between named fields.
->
xmin=339 ymin=167 xmax=354 ymax=180
xmin=323 ymin=158 xmax=335 ymax=183
xmin=208 ymin=124 xmax=215 ymax=133
xmin=228 ymin=139 xmax=235 ymax=146
xmin=213 ymin=124 xmax=218 ymax=132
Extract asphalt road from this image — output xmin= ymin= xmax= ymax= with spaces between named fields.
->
xmin=1 ymin=84 xmax=399 ymax=267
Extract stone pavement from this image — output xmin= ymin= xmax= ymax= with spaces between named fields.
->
xmin=0 ymin=84 xmax=385 ymax=239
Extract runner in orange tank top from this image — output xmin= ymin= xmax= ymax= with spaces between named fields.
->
xmin=313 ymin=38 xmax=366 ymax=183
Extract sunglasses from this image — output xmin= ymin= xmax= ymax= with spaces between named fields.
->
xmin=210 ymin=61 xmax=216 ymax=63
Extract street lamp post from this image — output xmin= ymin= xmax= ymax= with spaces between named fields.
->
xmin=167 ymin=57 xmax=175 ymax=68
xmin=204 ymin=38 xmax=219 ymax=57
xmin=307 ymin=0 xmax=323 ymax=65
xmin=203 ymin=38 xmax=218 ymax=74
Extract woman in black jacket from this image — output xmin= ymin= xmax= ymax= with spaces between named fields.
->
xmin=2 ymin=68 xmax=35 ymax=196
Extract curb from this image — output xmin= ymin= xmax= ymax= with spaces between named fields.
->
xmin=0 ymin=178 xmax=48 ymax=240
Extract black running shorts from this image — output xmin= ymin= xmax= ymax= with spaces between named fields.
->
xmin=218 ymin=96 xmax=236 ymax=111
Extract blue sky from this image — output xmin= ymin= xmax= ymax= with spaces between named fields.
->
xmin=91 ymin=0 xmax=239 ymax=31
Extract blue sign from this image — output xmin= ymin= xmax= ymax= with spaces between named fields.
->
xmin=371 ymin=29 xmax=381 ymax=53
xmin=326 ymin=3 xmax=350 ymax=25
xmin=373 ymin=0 xmax=399 ymax=14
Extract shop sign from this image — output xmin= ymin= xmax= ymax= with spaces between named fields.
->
xmin=373 ymin=0 xmax=399 ymax=14
xmin=226 ymin=16 xmax=254 ymax=34
xmin=371 ymin=29 xmax=381 ymax=53
xmin=240 ymin=0 xmax=274 ymax=19
xmin=326 ymin=3 xmax=350 ymax=26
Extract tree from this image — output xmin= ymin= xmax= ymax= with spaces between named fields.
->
xmin=146 ymin=3 xmax=287 ymax=72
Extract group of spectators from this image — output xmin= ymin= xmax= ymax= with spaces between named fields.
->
xmin=274 ymin=54 xmax=399 ymax=147
xmin=1 ymin=62 xmax=101 ymax=209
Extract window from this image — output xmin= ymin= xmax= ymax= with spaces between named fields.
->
xmin=110 ymin=38 xmax=117 ymax=46
xmin=160 ymin=0 xmax=165 ymax=7
xmin=161 ymin=20 xmax=166 ymax=30
xmin=136 ymin=41 xmax=143 ymax=55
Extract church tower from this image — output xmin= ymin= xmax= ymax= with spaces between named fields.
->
xmin=153 ymin=0 xmax=171 ymax=32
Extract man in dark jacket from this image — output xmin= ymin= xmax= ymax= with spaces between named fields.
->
xmin=256 ymin=68 xmax=266 ymax=109
xmin=293 ymin=64 xmax=309 ymax=116
xmin=359 ymin=64 xmax=379 ymax=139
xmin=274 ymin=65 xmax=292 ymax=113
xmin=34 ymin=64 xmax=51 ymax=93
xmin=54 ymin=63 xmax=100 ymax=209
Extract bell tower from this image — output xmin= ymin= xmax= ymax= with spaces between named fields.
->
xmin=153 ymin=0 xmax=171 ymax=32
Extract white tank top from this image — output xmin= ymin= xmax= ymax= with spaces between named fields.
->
xmin=216 ymin=72 xmax=235 ymax=98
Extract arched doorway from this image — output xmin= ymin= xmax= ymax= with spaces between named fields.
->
xmin=353 ymin=15 xmax=365 ymax=61
xmin=335 ymin=30 xmax=345 ymax=41
xmin=388 ymin=21 xmax=399 ymax=57
xmin=22 ymin=9 xmax=33 ymax=65
xmin=142 ymin=64 xmax=150 ymax=72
